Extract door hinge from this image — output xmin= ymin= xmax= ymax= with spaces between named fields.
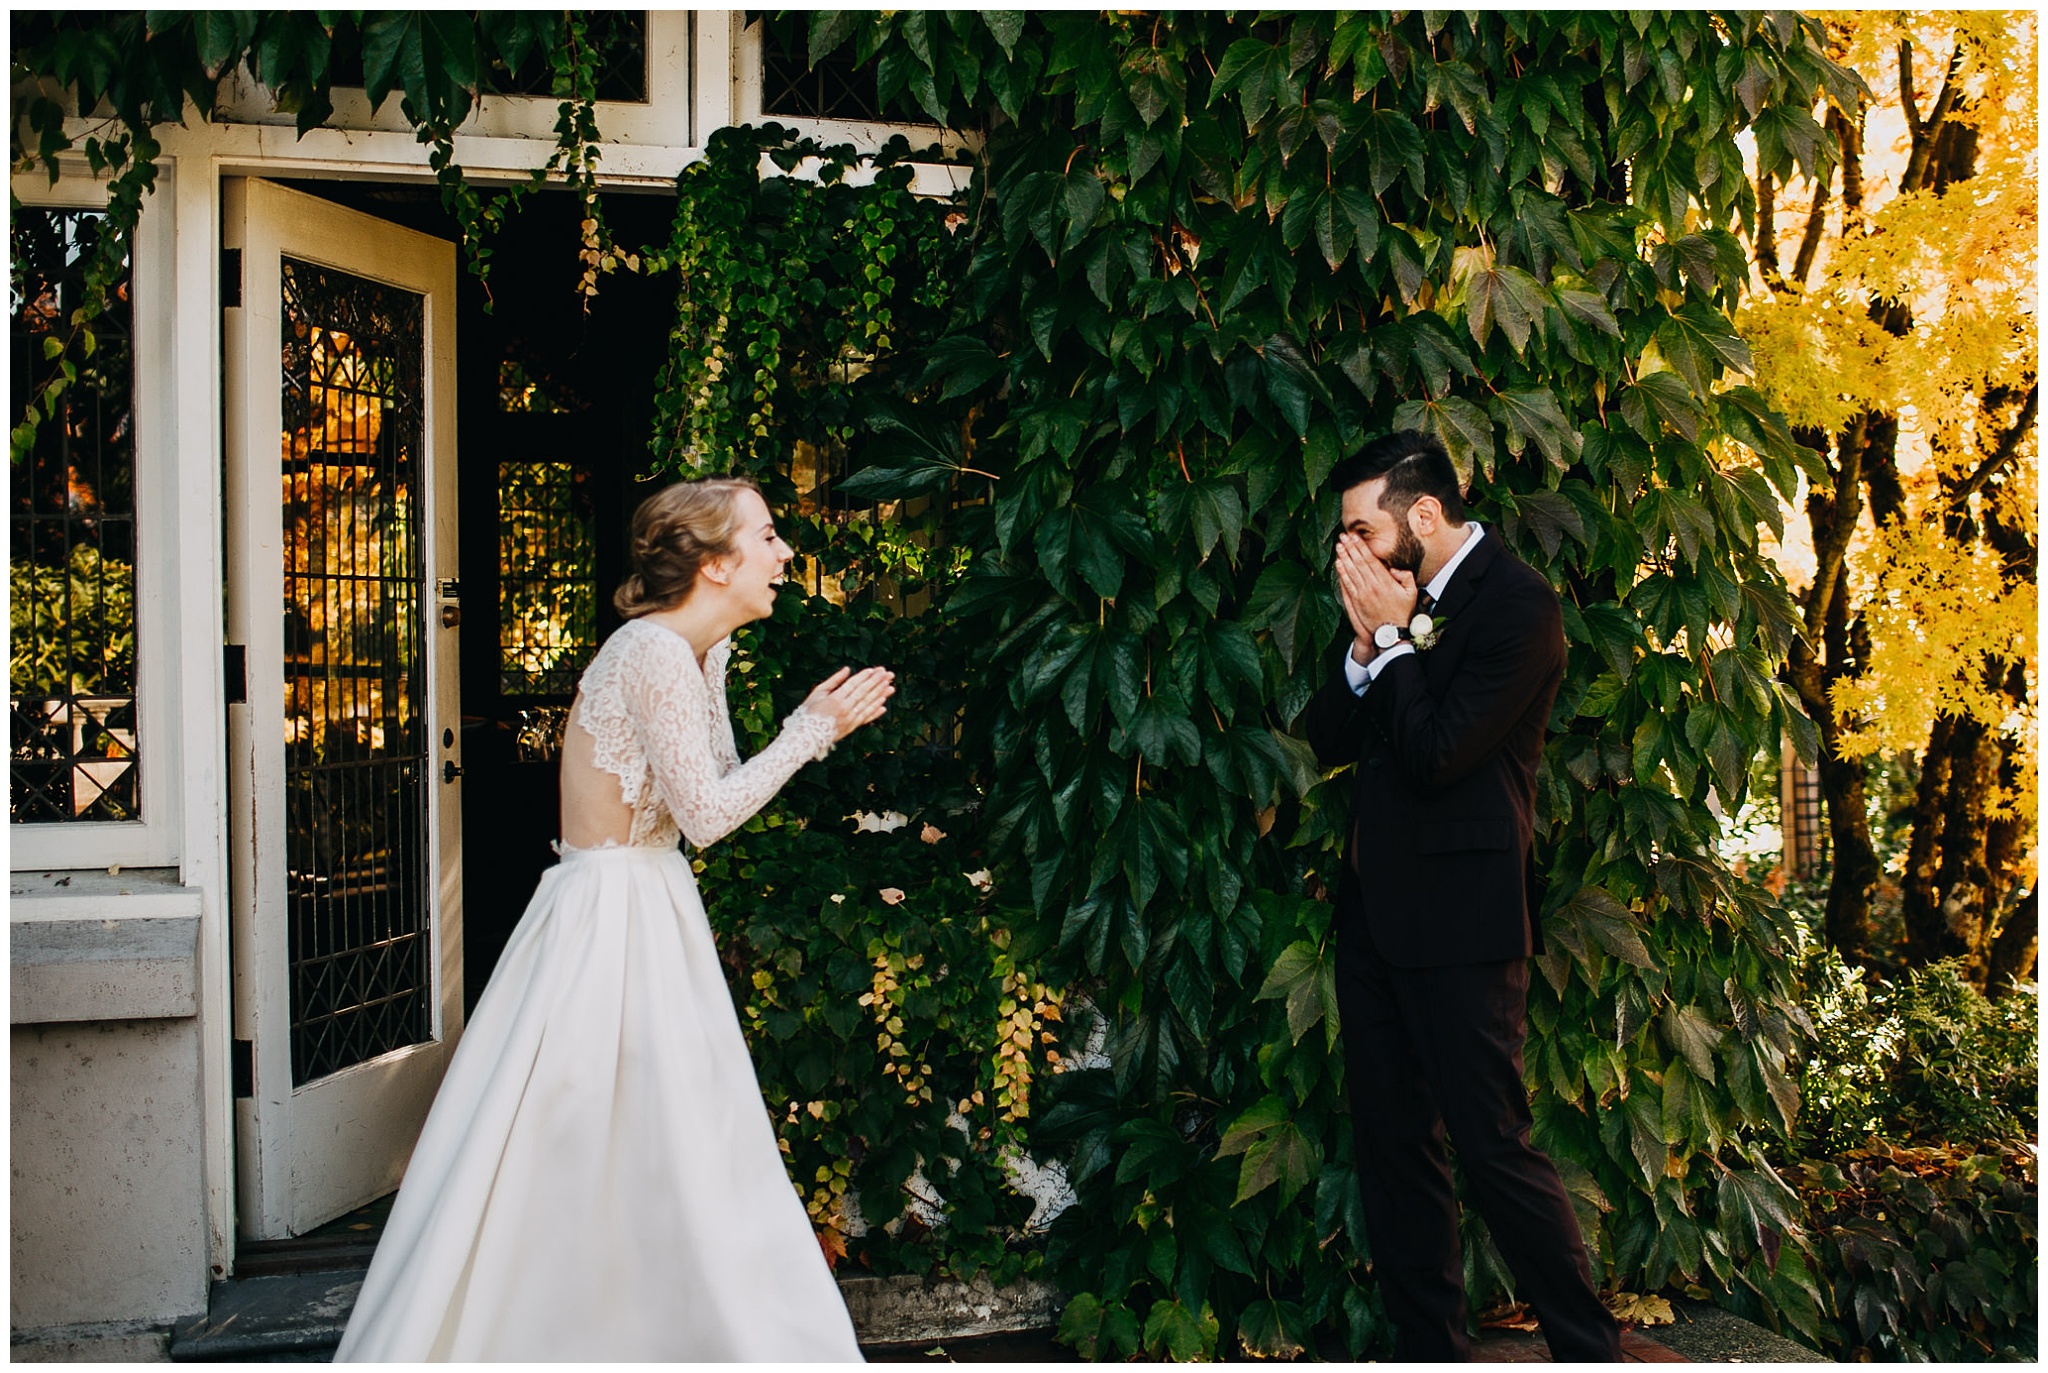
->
xmin=232 ymin=1039 xmax=253 ymax=1099
xmin=224 ymin=644 xmax=247 ymax=704
xmin=220 ymin=247 xmax=242 ymax=309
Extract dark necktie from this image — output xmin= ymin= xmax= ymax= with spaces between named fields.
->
xmin=1415 ymin=588 xmax=1438 ymax=618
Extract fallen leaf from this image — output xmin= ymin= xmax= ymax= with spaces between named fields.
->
xmin=1605 ymin=1292 xmax=1676 ymax=1327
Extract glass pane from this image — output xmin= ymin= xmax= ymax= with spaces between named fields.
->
xmin=758 ymin=15 xmax=888 ymax=122
xmin=280 ymin=256 xmax=432 ymax=1086
xmin=497 ymin=461 xmax=598 ymax=697
xmin=8 ymin=207 xmax=141 ymax=824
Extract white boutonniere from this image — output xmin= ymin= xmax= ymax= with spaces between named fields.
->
xmin=1409 ymin=611 xmax=1442 ymax=651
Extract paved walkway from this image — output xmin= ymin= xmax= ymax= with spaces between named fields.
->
xmin=165 ymin=1200 xmax=1821 ymax=1363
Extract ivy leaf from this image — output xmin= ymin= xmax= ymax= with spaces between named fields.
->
xmin=1332 ymin=184 xmax=1380 ymax=263
xmin=1488 ymin=387 xmax=1580 ymax=474
xmin=1058 ymin=1294 xmax=1142 ymax=1361
xmin=359 ymin=11 xmax=425 ymax=113
xmin=1556 ymin=287 xmax=1623 ymax=338
xmin=1155 ymin=478 xmax=1245 ymax=564
xmin=1255 ymin=939 xmax=1339 ymax=1045
xmin=1235 ymin=1119 xmax=1323 ymax=1207
xmin=980 ymin=10 xmax=1026 ymax=61
xmin=1112 ymin=1117 xmax=1194 ymax=1188
xmin=920 ymin=334 xmax=1008 ymax=400
xmin=1384 ymin=223 xmax=1427 ymax=304
xmin=1142 ymin=1298 xmax=1218 ymax=1362
xmin=1101 ymin=796 xmax=1189 ymax=918
xmin=1662 ymin=1005 xmax=1725 ymax=1084
xmin=1063 ymin=169 xmax=1106 ymax=251
xmin=1624 ymin=1085 xmax=1666 ymax=1191
xmin=196 ymin=11 xmax=259 ymax=80
xmin=1245 ymin=562 xmax=1338 ymax=671
xmin=1209 ymin=37 xmax=1286 ymax=125
xmin=420 ymin=11 xmax=479 ymax=110
xmin=1216 ymin=1093 xmax=1290 ymax=1157
xmin=1204 ymin=723 xmax=1288 ymax=805
xmin=1126 ymin=692 xmax=1203 ymax=767
xmin=1717 ymin=1164 xmax=1801 ymax=1262
xmin=1258 ymin=332 xmax=1331 ymax=438
xmin=1656 ymin=303 xmax=1753 ymax=395
xmin=1507 ymin=487 xmax=1587 ymax=558
xmin=1237 ymin=1300 xmax=1310 ymax=1360
xmin=1619 ymin=371 xmax=1705 ymax=442
xmin=1464 ymin=260 xmax=1547 ymax=354
xmin=1392 ymin=394 xmax=1494 ymax=485
xmin=1558 ymin=885 xmax=1656 ymax=969
xmin=1352 ymin=106 xmax=1426 ymax=196
xmin=809 ymin=11 xmax=860 ymax=67
xmin=1199 ymin=620 xmax=1264 ymax=709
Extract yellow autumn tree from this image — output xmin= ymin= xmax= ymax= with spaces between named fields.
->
xmin=1739 ymin=10 xmax=2037 ymax=986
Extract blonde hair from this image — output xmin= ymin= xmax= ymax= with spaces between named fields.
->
xmin=613 ymin=476 xmax=762 ymax=618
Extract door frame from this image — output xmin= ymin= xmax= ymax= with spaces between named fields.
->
xmin=221 ymin=176 xmax=464 ymax=1240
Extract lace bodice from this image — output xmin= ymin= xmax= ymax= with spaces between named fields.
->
xmin=565 ymin=619 xmax=836 ymax=850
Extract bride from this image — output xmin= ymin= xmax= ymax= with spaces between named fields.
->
xmin=336 ymin=476 xmax=892 ymax=1361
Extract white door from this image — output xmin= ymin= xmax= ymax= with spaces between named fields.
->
xmin=223 ymin=178 xmax=463 ymax=1240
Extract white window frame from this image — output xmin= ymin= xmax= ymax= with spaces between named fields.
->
xmin=732 ymin=15 xmax=976 ymax=196
xmin=10 ymin=169 xmax=182 ymax=871
xmin=211 ymin=11 xmax=695 ymax=147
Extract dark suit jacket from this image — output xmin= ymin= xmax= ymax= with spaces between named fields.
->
xmin=1305 ymin=530 xmax=1565 ymax=968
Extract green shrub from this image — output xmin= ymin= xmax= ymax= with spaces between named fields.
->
xmin=1799 ymin=951 xmax=2038 ymax=1154
xmin=1794 ymin=1142 xmax=2037 ymax=1361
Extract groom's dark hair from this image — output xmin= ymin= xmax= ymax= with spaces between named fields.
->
xmin=1329 ymin=430 xmax=1468 ymax=526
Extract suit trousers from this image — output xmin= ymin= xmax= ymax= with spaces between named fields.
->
xmin=1338 ymin=931 xmax=1621 ymax=1362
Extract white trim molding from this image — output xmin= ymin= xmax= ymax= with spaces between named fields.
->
xmin=10 ymin=169 xmax=184 ymax=873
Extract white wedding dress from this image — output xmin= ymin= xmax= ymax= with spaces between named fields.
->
xmin=335 ymin=619 xmax=862 ymax=1362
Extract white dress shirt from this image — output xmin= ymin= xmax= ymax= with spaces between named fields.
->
xmin=1343 ymin=521 xmax=1487 ymax=696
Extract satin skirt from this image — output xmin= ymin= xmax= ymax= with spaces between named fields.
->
xmin=334 ymin=845 xmax=863 ymax=1362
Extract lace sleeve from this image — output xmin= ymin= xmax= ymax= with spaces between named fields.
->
xmin=619 ymin=628 xmax=837 ymax=849
xmin=703 ymin=639 xmax=744 ymax=776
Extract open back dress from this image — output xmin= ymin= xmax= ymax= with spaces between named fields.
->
xmin=334 ymin=618 xmax=861 ymax=1361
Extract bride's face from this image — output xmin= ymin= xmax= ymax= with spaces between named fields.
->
xmin=710 ymin=488 xmax=795 ymax=621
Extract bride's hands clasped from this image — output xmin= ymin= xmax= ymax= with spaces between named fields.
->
xmin=802 ymin=666 xmax=896 ymax=740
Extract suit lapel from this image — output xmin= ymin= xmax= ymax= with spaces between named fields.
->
xmin=1426 ymin=527 xmax=1500 ymax=627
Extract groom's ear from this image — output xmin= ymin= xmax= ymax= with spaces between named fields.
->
xmin=1409 ymin=495 xmax=1441 ymax=537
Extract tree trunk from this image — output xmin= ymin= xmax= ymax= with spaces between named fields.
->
xmin=1815 ymin=559 xmax=1882 ymax=961
xmin=1899 ymin=720 xmax=1954 ymax=954
xmin=1928 ymin=716 xmax=1996 ymax=971
xmin=1984 ymin=888 xmax=2038 ymax=998
xmin=1784 ymin=413 xmax=1883 ymax=961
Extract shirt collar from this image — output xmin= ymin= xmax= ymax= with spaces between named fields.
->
xmin=1424 ymin=522 xmax=1486 ymax=603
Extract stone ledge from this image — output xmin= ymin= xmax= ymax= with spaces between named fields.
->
xmin=11 ymin=914 xmax=201 ymax=1023
xmin=837 ymin=1272 xmax=1062 ymax=1345
xmin=1653 ymin=1297 xmax=1827 ymax=1363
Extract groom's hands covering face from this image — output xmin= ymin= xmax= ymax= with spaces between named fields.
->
xmin=1335 ymin=532 xmax=1419 ymax=659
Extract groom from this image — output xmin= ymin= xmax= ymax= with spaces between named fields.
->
xmin=1304 ymin=430 xmax=1621 ymax=1362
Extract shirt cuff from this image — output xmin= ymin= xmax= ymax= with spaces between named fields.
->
xmin=1346 ymin=641 xmax=1416 ymax=695
xmin=1342 ymin=644 xmax=1372 ymax=695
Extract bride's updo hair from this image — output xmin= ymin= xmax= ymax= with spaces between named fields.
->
xmin=613 ymin=476 xmax=762 ymax=618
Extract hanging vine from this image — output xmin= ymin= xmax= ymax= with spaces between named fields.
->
xmin=643 ymin=123 xmax=959 ymax=481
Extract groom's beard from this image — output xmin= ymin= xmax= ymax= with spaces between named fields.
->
xmin=1386 ymin=523 xmax=1425 ymax=574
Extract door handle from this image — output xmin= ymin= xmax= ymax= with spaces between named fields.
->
xmin=442 ymin=761 xmax=463 ymax=783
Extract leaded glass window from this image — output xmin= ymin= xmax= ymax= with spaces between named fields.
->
xmin=498 ymin=462 xmax=598 ymax=696
xmin=280 ymin=256 xmax=432 ymax=1084
xmin=757 ymin=14 xmax=888 ymax=122
xmin=10 ymin=207 xmax=140 ymax=824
